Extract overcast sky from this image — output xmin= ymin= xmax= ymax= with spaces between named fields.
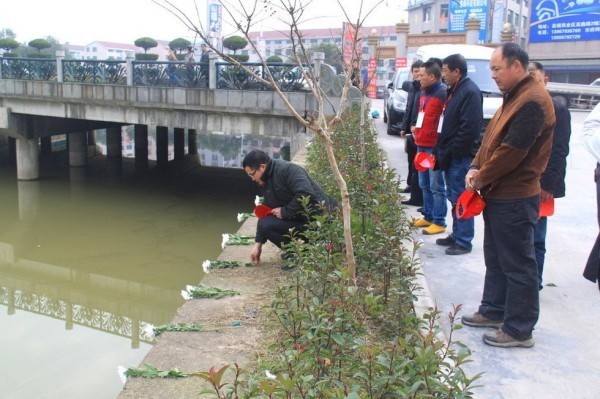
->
xmin=1 ymin=0 xmax=408 ymax=45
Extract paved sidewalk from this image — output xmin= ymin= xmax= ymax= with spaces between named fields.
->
xmin=372 ymin=100 xmax=600 ymax=399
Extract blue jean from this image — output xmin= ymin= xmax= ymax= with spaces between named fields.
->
xmin=478 ymin=195 xmax=540 ymax=340
xmin=534 ymin=216 xmax=548 ymax=290
xmin=444 ymin=156 xmax=474 ymax=250
xmin=417 ymin=146 xmax=447 ymax=226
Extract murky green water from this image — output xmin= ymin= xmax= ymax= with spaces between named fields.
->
xmin=0 ymin=154 xmax=256 ymax=398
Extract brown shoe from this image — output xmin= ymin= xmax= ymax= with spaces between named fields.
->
xmin=482 ymin=329 xmax=534 ymax=348
xmin=461 ymin=312 xmax=503 ymax=328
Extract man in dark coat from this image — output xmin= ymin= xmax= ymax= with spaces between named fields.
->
xmin=528 ymin=61 xmax=572 ymax=290
xmin=400 ymin=60 xmax=424 ymax=206
xmin=434 ymin=53 xmax=483 ymax=255
xmin=242 ymin=150 xmax=334 ymax=266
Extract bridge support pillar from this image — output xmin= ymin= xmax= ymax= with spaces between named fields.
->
xmin=134 ymin=124 xmax=149 ymax=174
xmin=68 ymin=132 xmax=87 ymax=167
xmin=174 ymin=127 xmax=185 ymax=160
xmin=107 ymin=127 xmax=122 ymax=158
xmin=40 ymin=137 xmax=52 ymax=157
xmin=188 ymin=129 xmax=198 ymax=154
xmin=0 ymin=135 xmax=10 ymax=164
xmin=156 ymin=126 xmax=169 ymax=168
xmin=87 ymin=131 xmax=97 ymax=156
xmin=16 ymin=138 xmax=40 ymax=181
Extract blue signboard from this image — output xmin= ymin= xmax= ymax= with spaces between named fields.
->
xmin=530 ymin=0 xmax=600 ymax=43
xmin=448 ymin=0 xmax=489 ymax=43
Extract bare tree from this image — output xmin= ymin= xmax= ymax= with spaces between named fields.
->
xmin=154 ymin=0 xmax=385 ymax=282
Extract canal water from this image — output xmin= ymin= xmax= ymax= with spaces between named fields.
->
xmin=0 ymin=144 xmax=259 ymax=398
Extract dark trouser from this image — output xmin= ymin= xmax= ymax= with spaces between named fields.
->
xmin=534 ymin=216 xmax=548 ymax=290
xmin=405 ymin=134 xmax=423 ymax=204
xmin=584 ymin=163 xmax=600 ymax=289
xmin=478 ymin=195 xmax=540 ymax=340
xmin=256 ymin=215 xmax=307 ymax=248
xmin=405 ymin=134 xmax=417 ymax=185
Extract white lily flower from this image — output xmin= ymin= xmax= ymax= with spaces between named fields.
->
xmin=265 ymin=370 xmax=276 ymax=379
xmin=117 ymin=365 xmax=127 ymax=384
xmin=141 ymin=323 xmax=156 ymax=339
xmin=254 ymin=195 xmax=261 ymax=206
xmin=237 ymin=213 xmax=244 ymax=222
xmin=202 ymin=260 xmax=211 ymax=273
xmin=221 ymin=233 xmax=230 ymax=249
xmin=186 ymin=284 xmax=195 ymax=291
xmin=181 ymin=290 xmax=191 ymax=300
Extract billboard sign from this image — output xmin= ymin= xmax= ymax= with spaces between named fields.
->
xmin=207 ymin=1 xmax=222 ymax=37
xmin=448 ymin=0 xmax=489 ymax=43
xmin=530 ymin=0 xmax=600 ymax=43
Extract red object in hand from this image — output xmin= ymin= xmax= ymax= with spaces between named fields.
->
xmin=414 ymin=152 xmax=435 ymax=172
xmin=539 ymin=197 xmax=554 ymax=217
xmin=254 ymin=204 xmax=272 ymax=219
xmin=456 ymin=190 xmax=486 ymax=219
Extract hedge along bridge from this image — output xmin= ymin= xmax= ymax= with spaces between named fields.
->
xmin=0 ymin=51 xmax=356 ymax=180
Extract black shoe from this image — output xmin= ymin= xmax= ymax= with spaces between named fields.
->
xmin=401 ymin=186 xmax=411 ymax=193
xmin=416 ymin=207 xmax=423 ymax=213
xmin=436 ymin=236 xmax=455 ymax=246
xmin=401 ymin=200 xmax=420 ymax=206
xmin=445 ymin=245 xmax=471 ymax=255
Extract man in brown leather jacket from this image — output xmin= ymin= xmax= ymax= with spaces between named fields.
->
xmin=461 ymin=43 xmax=556 ymax=348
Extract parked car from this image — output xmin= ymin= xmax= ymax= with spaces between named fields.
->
xmin=384 ymin=67 xmax=411 ymax=135
xmin=591 ymin=78 xmax=600 ymax=86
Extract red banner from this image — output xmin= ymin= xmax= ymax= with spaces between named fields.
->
xmin=367 ymin=58 xmax=377 ymax=99
xmin=395 ymin=57 xmax=407 ymax=68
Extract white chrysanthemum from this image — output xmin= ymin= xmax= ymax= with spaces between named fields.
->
xmin=117 ymin=365 xmax=127 ymax=384
xmin=141 ymin=323 xmax=156 ymax=339
xmin=265 ymin=370 xmax=276 ymax=379
xmin=186 ymin=285 xmax=195 ymax=291
xmin=221 ymin=233 xmax=230 ymax=249
xmin=254 ymin=195 xmax=261 ymax=206
xmin=202 ymin=260 xmax=211 ymax=273
xmin=237 ymin=213 xmax=244 ymax=222
xmin=181 ymin=290 xmax=191 ymax=300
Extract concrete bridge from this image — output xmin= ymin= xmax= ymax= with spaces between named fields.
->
xmin=0 ymin=55 xmax=347 ymax=180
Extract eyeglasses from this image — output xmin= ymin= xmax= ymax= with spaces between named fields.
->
xmin=247 ymin=169 xmax=258 ymax=177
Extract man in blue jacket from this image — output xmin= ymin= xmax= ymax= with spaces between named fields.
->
xmin=242 ymin=150 xmax=334 ymax=266
xmin=434 ymin=54 xmax=483 ymax=255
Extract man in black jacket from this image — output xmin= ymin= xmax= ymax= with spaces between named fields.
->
xmin=242 ymin=150 xmax=334 ymax=265
xmin=528 ymin=61 xmax=572 ymax=290
xmin=435 ymin=53 xmax=483 ymax=255
xmin=400 ymin=60 xmax=424 ymax=206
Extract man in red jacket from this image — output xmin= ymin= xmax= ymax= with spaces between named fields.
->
xmin=412 ymin=59 xmax=448 ymax=235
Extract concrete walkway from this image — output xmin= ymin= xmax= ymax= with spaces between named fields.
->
xmin=372 ymin=99 xmax=600 ymax=399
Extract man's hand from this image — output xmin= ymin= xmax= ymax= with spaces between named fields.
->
xmin=465 ymin=169 xmax=479 ymax=191
xmin=540 ymin=189 xmax=553 ymax=201
xmin=250 ymin=242 xmax=263 ymax=265
xmin=271 ymin=207 xmax=283 ymax=219
xmin=400 ymin=130 xmax=406 ymax=138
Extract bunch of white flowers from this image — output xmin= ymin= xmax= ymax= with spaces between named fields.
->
xmin=221 ymin=233 xmax=230 ymax=249
xmin=202 ymin=260 xmax=211 ymax=273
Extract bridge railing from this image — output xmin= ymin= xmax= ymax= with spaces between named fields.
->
xmin=0 ymin=56 xmax=311 ymax=92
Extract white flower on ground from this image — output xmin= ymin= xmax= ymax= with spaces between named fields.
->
xmin=254 ymin=195 xmax=261 ymax=206
xmin=141 ymin=323 xmax=156 ymax=339
xmin=181 ymin=290 xmax=191 ymax=300
xmin=221 ymin=233 xmax=230 ymax=249
xmin=117 ymin=365 xmax=127 ymax=384
xmin=202 ymin=260 xmax=211 ymax=273
xmin=265 ymin=370 xmax=276 ymax=379
xmin=237 ymin=213 xmax=244 ymax=222
xmin=186 ymin=284 xmax=195 ymax=291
